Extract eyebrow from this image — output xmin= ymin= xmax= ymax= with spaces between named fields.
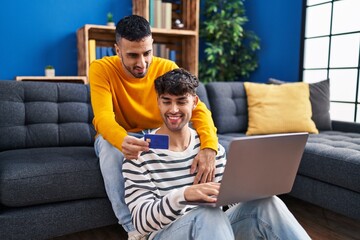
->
xmin=127 ymin=49 xmax=152 ymax=55
xmin=160 ymin=95 xmax=187 ymax=101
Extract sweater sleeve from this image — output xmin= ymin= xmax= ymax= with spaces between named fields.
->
xmin=191 ymin=101 xmax=218 ymax=153
xmin=89 ymin=61 xmax=127 ymax=151
xmin=123 ymin=160 xmax=187 ymax=234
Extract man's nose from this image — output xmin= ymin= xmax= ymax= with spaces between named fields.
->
xmin=170 ymin=104 xmax=179 ymax=113
xmin=137 ymin=55 xmax=146 ymax=68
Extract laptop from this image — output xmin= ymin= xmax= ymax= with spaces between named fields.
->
xmin=182 ymin=132 xmax=308 ymax=207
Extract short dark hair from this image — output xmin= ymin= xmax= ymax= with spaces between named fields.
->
xmin=154 ymin=68 xmax=199 ymax=96
xmin=115 ymin=15 xmax=151 ymax=43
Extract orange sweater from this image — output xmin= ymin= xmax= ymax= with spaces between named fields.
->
xmin=89 ymin=55 xmax=218 ymax=152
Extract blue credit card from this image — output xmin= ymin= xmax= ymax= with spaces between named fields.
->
xmin=144 ymin=134 xmax=169 ymax=149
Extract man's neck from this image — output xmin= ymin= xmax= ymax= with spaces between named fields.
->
xmin=156 ymin=126 xmax=191 ymax=152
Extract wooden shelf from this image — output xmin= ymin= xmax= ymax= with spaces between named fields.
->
xmin=133 ymin=0 xmax=199 ymax=75
xmin=76 ymin=24 xmax=116 ymax=77
xmin=16 ymin=76 xmax=88 ymax=84
xmin=151 ymin=28 xmax=197 ymax=36
xmin=76 ymin=0 xmax=199 ymax=77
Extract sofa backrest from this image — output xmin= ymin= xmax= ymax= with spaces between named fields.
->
xmin=205 ymin=82 xmax=248 ymax=134
xmin=0 ymin=81 xmax=95 ymax=151
xmin=196 ymin=82 xmax=211 ymax=110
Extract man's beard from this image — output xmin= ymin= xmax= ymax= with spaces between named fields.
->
xmin=121 ymin=54 xmax=149 ymax=78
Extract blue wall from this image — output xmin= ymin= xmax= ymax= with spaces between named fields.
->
xmin=0 ymin=0 xmax=302 ymax=83
xmin=0 ymin=0 xmax=131 ymax=80
xmin=245 ymin=0 xmax=303 ymax=83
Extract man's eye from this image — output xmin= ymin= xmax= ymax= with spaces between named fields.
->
xmin=162 ymin=101 xmax=171 ymax=105
xmin=178 ymin=102 xmax=186 ymax=105
xmin=128 ymin=54 xmax=137 ymax=58
xmin=144 ymin=51 xmax=151 ymax=57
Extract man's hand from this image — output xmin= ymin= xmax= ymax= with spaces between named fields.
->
xmin=184 ymin=182 xmax=220 ymax=203
xmin=122 ymin=135 xmax=149 ymax=160
xmin=190 ymin=148 xmax=216 ymax=184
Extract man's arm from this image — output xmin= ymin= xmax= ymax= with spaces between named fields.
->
xmin=90 ymin=73 xmax=149 ymax=157
xmin=123 ymin=159 xmax=187 ymax=234
xmin=191 ymin=101 xmax=218 ymax=151
xmin=190 ymin=101 xmax=219 ymax=183
xmin=89 ymin=61 xmax=128 ymax=151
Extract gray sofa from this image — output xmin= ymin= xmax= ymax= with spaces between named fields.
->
xmin=197 ymin=81 xmax=360 ymax=221
xmin=0 ymin=81 xmax=118 ymax=240
xmin=0 ymin=80 xmax=359 ymax=240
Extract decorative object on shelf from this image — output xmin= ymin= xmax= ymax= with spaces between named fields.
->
xmin=173 ymin=19 xmax=184 ymax=28
xmin=44 ymin=65 xmax=55 ymax=77
xmin=199 ymin=0 xmax=260 ymax=83
xmin=107 ymin=12 xmax=115 ymax=26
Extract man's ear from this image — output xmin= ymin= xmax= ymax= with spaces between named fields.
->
xmin=193 ymin=95 xmax=199 ymax=109
xmin=114 ymin=43 xmax=120 ymax=55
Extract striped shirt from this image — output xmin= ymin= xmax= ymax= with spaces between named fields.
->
xmin=123 ymin=128 xmax=227 ymax=238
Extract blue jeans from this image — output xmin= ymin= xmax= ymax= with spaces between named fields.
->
xmin=94 ymin=134 xmax=134 ymax=232
xmin=94 ymin=132 xmax=151 ymax=232
xmin=153 ymin=196 xmax=311 ymax=240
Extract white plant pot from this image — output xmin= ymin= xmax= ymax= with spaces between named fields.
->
xmin=45 ymin=69 xmax=55 ymax=77
xmin=107 ymin=22 xmax=115 ymax=26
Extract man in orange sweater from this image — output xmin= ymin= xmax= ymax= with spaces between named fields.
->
xmin=89 ymin=15 xmax=218 ymax=240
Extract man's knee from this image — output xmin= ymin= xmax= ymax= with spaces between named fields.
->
xmin=193 ymin=207 xmax=229 ymax=225
xmin=191 ymin=208 xmax=233 ymax=238
xmin=235 ymin=196 xmax=283 ymax=215
xmin=96 ymin=139 xmax=124 ymax=170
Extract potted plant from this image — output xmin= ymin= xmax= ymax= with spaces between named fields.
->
xmin=199 ymin=0 xmax=260 ymax=83
xmin=107 ymin=12 xmax=115 ymax=26
xmin=45 ymin=65 xmax=55 ymax=77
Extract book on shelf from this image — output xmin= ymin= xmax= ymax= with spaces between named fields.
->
xmin=169 ymin=49 xmax=176 ymax=62
xmin=149 ymin=0 xmax=154 ymax=27
xmin=153 ymin=43 xmax=177 ymax=63
xmin=162 ymin=0 xmax=180 ymax=3
xmin=95 ymin=46 xmax=116 ymax=59
xmin=96 ymin=47 xmax=101 ymax=60
xmin=100 ymin=47 xmax=108 ymax=59
xmin=88 ymin=39 xmax=96 ymax=63
xmin=163 ymin=2 xmax=172 ymax=29
xmin=150 ymin=0 xmax=172 ymax=29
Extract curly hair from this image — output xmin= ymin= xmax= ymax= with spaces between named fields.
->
xmin=154 ymin=68 xmax=199 ymax=96
xmin=115 ymin=15 xmax=151 ymax=43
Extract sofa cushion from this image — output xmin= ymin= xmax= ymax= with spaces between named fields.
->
xmin=0 ymin=81 xmax=96 ymax=151
xmin=244 ymin=82 xmax=318 ymax=135
xmin=268 ymin=78 xmax=331 ymax=131
xmin=0 ymin=147 xmax=106 ymax=207
xmin=206 ymin=82 xmax=248 ymax=134
xmin=300 ymin=131 xmax=360 ymax=193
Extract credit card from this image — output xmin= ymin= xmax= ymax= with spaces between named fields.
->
xmin=144 ymin=134 xmax=169 ymax=149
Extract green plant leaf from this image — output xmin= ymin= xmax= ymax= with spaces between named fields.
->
xmin=199 ymin=0 xmax=260 ymax=83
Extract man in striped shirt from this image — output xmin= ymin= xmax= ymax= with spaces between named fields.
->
xmin=123 ymin=68 xmax=311 ymax=240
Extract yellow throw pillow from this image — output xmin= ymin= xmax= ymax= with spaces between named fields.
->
xmin=244 ymin=82 xmax=318 ymax=135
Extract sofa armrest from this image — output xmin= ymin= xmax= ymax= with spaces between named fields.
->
xmin=331 ymin=120 xmax=360 ymax=133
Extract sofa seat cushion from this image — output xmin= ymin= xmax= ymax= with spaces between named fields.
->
xmin=299 ymin=131 xmax=360 ymax=193
xmin=0 ymin=147 xmax=106 ymax=207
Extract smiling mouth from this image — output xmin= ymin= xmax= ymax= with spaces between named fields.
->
xmin=167 ymin=115 xmax=182 ymax=123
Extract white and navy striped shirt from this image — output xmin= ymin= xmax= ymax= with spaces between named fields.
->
xmin=123 ymin=128 xmax=227 ymax=238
